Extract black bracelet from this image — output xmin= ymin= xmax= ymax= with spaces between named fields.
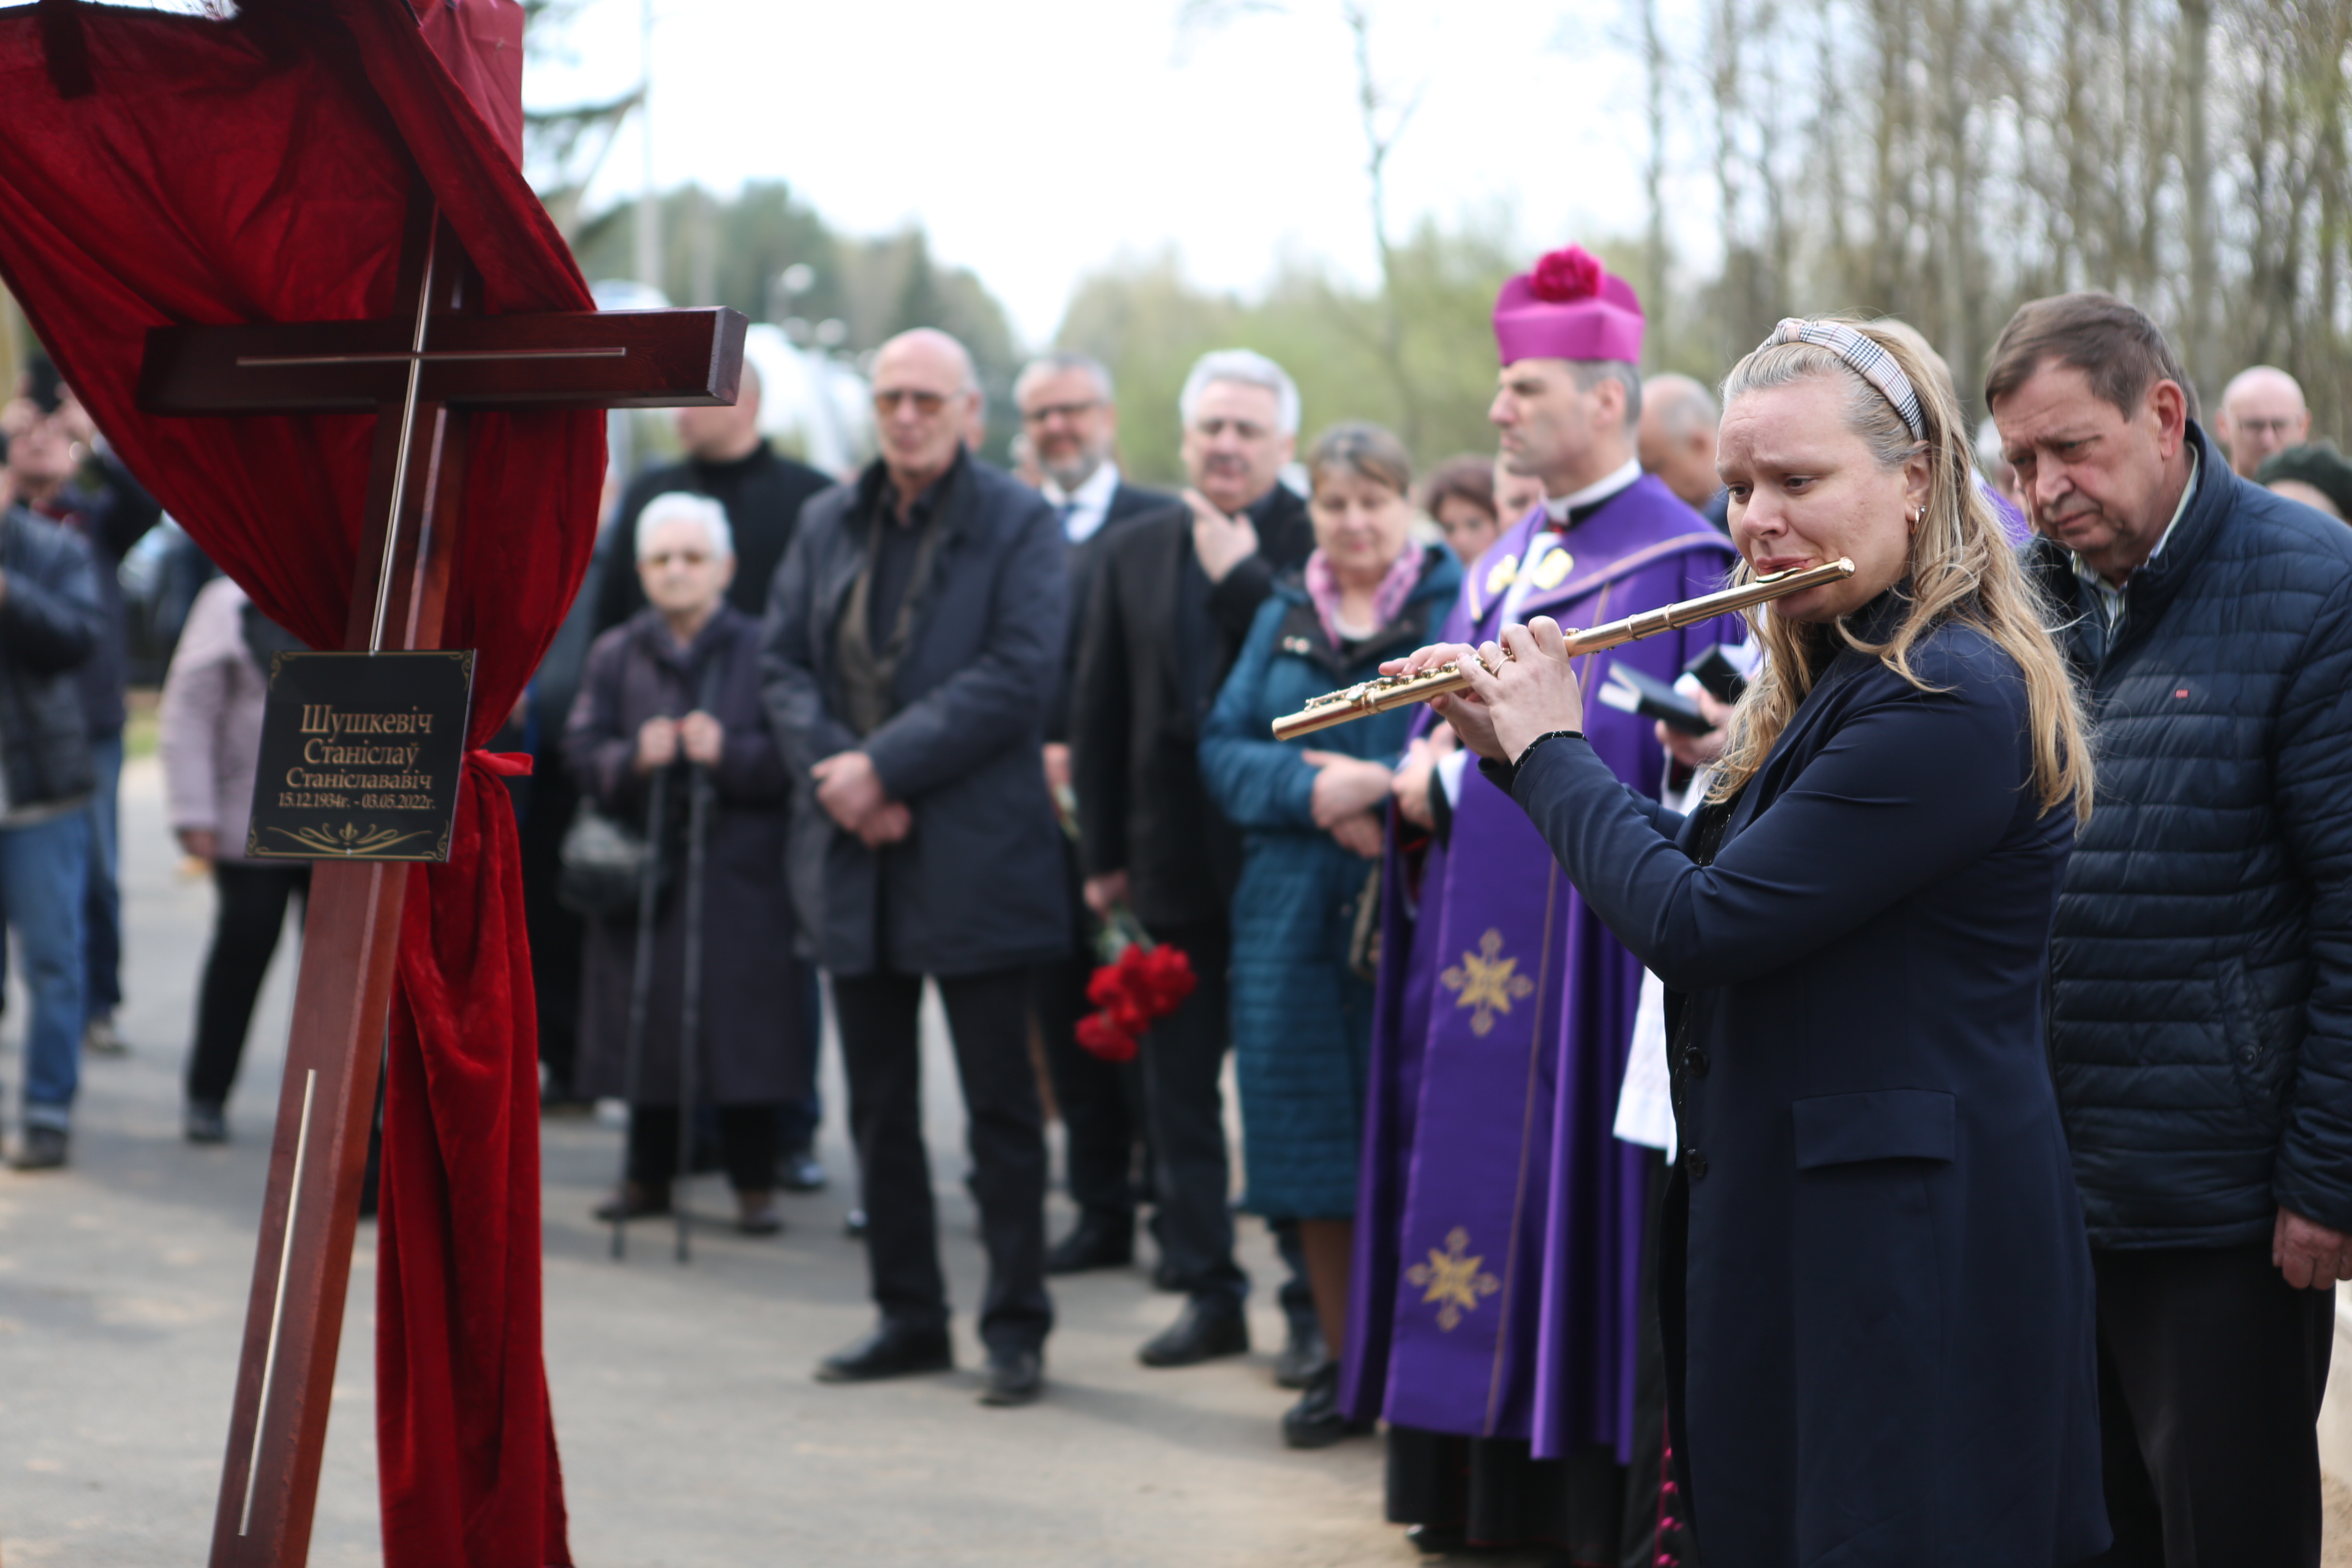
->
xmin=1512 ymin=729 xmax=1585 ymax=769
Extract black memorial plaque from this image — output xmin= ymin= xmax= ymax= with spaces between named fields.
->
xmin=246 ymin=651 xmax=475 ymax=862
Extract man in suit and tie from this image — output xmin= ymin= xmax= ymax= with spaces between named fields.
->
xmin=1071 ymin=349 xmax=1322 ymax=1371
xmin=1016 ymin=352 xmax=1176 ymax=1278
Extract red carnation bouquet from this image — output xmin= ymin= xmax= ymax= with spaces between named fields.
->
xmin=1074 ymin=918 xmax=1197 ymax=1064
xmin=1047 ymin=763 xmax=1196 ymax=1061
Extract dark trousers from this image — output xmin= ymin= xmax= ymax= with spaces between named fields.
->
xmin=84 ymin=730 xmax=123 ymax=1015
xmin=1135 ymin=919 xmax=1248 ymax=1306
xmin=185 ymin=862 xmax=309 ymax=1107
xmin=832 ymin=967 xmax=1052 ymax=1353
xmin=628 ymin=1102 xmax=780 ymax=1194
xmin=516 ymin=758 xmax=586 ymax=1097
xmin=1030 ymin=927 xmax=1144 ymax=1228
xmin=1273 ymin=1218 xmax=1317 ymax=1334
xmin=2087 ymin=1241 xmax=2334 ymax=1567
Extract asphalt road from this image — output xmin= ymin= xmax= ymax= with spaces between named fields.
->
xmin=0 ymin=755 xmax=1407 ymax=1567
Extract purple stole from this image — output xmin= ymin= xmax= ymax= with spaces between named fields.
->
xmin=1343 ymin=474 xmax=1744 ymax=1460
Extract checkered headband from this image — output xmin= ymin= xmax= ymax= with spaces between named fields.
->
xmin=1763 ymin=318 xmax=1926 ymax=442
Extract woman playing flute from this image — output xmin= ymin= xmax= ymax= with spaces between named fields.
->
xmin=1389 ymin=318 xmax=2109 ymax=1565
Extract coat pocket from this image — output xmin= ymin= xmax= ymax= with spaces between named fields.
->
xmin=2217 ymin=959 xmax=2294 ymax=1120
xmin=1792 ymin=1088 xmax=1956 ymax=1169
xmin=1789 ymin=1090 xmax=1954 ymax=1551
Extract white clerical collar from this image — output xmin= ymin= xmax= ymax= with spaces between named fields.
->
xmin=1042 ymin=459 xmax=1122 ymax=543
xmin=1542 ymin=456 xmax=1643 ymax=522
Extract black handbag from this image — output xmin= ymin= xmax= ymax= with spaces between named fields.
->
xmin=555 ymin=797 xmax=668 ymax=917
xmin=555 ymin=635 xmax=726 ymax=918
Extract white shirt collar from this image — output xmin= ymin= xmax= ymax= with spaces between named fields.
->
xmin=1042 ymin=459 xmax=1122 ymax=543
xmin=1542 ymin=456 xmax=1644 ymax=522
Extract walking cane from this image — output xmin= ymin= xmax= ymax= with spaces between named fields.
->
xmin=611 ymin=761 xmax=671 ymax=1261
xmin=674 ymin=755 xmax=714 ymax=1263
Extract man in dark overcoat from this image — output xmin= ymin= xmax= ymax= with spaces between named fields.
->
xmin=761 ymin=328 xmax=1068 ymax=1408
xmin=1014 ymin=350 xmax=1174 ymax=1278
xmin=1070 ymin=349 xmax=1318 ymax=1370
xmin=1993 ymin=292 xmax=2352 ymax=1564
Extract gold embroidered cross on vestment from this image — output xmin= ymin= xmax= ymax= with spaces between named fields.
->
xmin=1441 ymin=928 xmax=1535 ymax=1038
xmin=1407 ymin=1226 xmax=1502 ymax=1331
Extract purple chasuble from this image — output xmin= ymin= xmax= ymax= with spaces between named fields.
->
xmin=1343 ymin=474 xmax=1743 ymax=1461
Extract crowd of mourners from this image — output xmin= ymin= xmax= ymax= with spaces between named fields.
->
xmin=10 ymin=242 xmax=2352 ymax=1567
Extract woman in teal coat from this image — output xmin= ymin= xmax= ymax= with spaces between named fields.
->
xmin=1201 ymin=423 xmax=1461 ymax=1446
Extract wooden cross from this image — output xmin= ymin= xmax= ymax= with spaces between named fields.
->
xmin=136 ymin=187 xmax=745 ymax=1568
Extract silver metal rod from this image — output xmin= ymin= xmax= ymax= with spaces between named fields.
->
xmin=240 ymin=1068 xmax=318 ymax=1536
xmin=236 ymin=347 xmax=628 ymax=368
xmin=369 ymin=216 xmax=442 ymax=654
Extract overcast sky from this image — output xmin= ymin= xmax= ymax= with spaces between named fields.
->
xmin=526 ymin=0 xmax=1699 ymax=347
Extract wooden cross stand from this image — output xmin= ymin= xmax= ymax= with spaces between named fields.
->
xmin=137 ymin=189 xmax=746 ymax=1568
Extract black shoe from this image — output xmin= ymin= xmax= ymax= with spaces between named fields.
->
xmin=843 ymin=1207 xmax=868 ymax=1238
xmin=184 ymin=1101 xmax=228 ymax=1144
xmin=1045 ymin=1217 xmax=1133 ymax=1274
xmin=978 ymin=1345 xmax=1043 ymax=1406
xmin=1137 ymin=1298 xmax=1250 ymax=1367
xmin=592 ymin=1182 xmax=671 ymax=1223
xmin=815 ymin=1326 xmax=953 ymax=1384
xmin=776 ymin=1148 xmax=827 ymax=1193
xmin=1404 ymin=1524 xmax=1466 ymax=1554
xmin=10 ymin=1126 xmax=67 ymax=1171
xmin=1281 ymin=1363 xmax=1373 ymax=1449
xmin=1274 ymin=1321 xmax=1329 ymax=1389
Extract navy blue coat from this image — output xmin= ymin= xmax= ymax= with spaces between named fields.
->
xmin=1501 ymin=605 xmax=2106 ymax=1565
xmin=2024 ymin=422 xmax=2352 ymax=1247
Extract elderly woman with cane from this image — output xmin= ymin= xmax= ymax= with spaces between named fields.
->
xmin=567 ymin=492 xmax=809 ymax=1238
xmin=1389 ymin=319 xmax=2109 ymax=1563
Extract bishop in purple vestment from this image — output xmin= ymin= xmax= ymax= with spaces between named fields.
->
xmin=1344 ymin=247 xmax=1741 ymax=1556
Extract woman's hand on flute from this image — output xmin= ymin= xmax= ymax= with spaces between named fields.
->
xmin=1382 ymin=641 xmax=1499 ymax=759
xmin=1452 ymin=620 xmax=1586 ymax=764
xmin=1385 ymin=621 xmax=1586 ymax=764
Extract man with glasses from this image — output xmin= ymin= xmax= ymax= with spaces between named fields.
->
xmin=1014 ymin=352 xmax=1175 ymax=1279
xmin=1070 ymin=349 xmax=1320 ymax=1374
xmin=2217 ymin=364 xmax=2315 ymax=480
xmin=762 ymin=328 xmax=1069 ymax=1407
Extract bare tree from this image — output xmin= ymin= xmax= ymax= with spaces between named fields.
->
xmin=1341 ymin=1 xmax=1428 ymax=451
xmin=1178 ymin=0 xmax=1430 ymax=448
xmin=1638 ymin=0 xmax=1672 ymax=350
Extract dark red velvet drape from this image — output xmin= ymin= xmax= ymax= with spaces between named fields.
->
xmin=0 ymin=3 xmax=594 ymax=1561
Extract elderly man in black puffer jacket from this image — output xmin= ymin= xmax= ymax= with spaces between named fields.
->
xmin=0 ymin=473 xmax=105 ymax=1172
xmin=1992 ymin=292 xmax=2352 ymax=1567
